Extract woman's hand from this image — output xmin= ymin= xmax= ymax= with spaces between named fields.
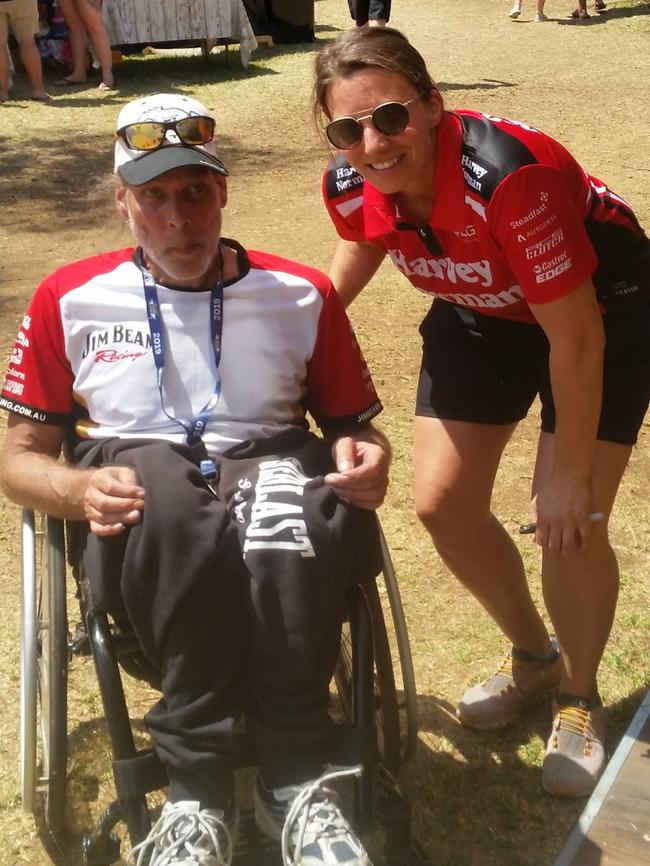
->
xmin=531 ymin=471 xmax=592 ymax=554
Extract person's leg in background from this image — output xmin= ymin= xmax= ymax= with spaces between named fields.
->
xmin=55 ymin=0 xmax=90 ymax=84
xmin=8 ymin=0 xmax=49 ymax=99
xmin=535 ymin=0 xmax=548 ymax=21
xmin=0 ymin=17 xmax=10 ymax=101
xmin=348 ymin=0 xmax=369 ymax=26
xmin=75 ymin=0 xmax=113 ymax=89
xmin=367 ymin=0 xmax=390 ymax=26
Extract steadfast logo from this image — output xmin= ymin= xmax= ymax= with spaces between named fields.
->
xmin=243 ymin=458 xmax=315 ymax=558
xmin=510 ymin=202 xmax=547 ymax=229
xmin=388 ymin=249 xmax=493 ymax=287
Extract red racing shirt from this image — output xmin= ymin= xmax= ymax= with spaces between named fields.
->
xmin=323 ymin=110 xmax=650 ymax=324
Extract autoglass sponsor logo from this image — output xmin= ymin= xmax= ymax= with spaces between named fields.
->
xmin=516 ymin=213 xmax=558 ymax=243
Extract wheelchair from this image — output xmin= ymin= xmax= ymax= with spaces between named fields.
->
xmin=19 ymin=508 xmax=424 ymax=865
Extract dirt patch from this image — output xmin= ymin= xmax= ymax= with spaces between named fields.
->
xmin=1 ymin=1 xmax=650 ymax=864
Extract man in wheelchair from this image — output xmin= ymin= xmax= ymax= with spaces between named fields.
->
xmin=0 ymin=93 xmax=391 ymax=866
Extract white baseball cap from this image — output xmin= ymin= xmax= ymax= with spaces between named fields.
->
xmin=114 ymin=93 xmax=229 ymax=185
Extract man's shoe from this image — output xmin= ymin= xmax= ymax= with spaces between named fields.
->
xmin=126 ymin=800 xmax=237 ymax=866
xmin=456 ymin=639 xmax=562 ymax=730
xmin=254 ymin=765 xmax=371 ymax=865
xmin=542 ymin=693 xmax=606 ymax=797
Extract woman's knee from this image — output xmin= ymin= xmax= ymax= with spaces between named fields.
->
xmin=415 ymin=489 xmax=490 ymax=544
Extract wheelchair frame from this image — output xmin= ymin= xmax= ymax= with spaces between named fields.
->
xmin=19 ymin=509 xmax=423 ymax=865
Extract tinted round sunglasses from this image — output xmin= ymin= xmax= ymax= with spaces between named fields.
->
xmin=116 ymin=115 xmax=216 ymax=151
xmin=325 ymin=94 xmax=425 ymax=150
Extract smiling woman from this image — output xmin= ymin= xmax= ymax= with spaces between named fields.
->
xmin=313 ymin=25 xmax=650 ymax=800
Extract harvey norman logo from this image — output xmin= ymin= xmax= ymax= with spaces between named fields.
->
xmin=389 ymin=249 xmax=493 ymax=287
xmin=461 ymin=154 xmax=488 ymax=192
xmin=388 ymin=249 xmax=525 ymax=309
xmin=525 ymin=227 xmax=564 ymax=260
xmin=334 ymin=165 xmax=363 ymax=193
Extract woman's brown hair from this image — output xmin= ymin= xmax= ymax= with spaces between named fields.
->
xmin=313 ymin=27 xmax=439 ymax=129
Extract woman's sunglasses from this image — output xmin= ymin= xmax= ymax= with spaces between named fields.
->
xmin=325 ymin=94 xmax=425 ymax=150
xmin=116 ymin=116 xmax=216 ymax=152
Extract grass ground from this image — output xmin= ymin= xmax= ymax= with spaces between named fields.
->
xmin=1 ymin=0 xmax=649 ymax=863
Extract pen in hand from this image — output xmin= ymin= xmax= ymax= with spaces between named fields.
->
xmin=519 ymin=512 xmax=606 ymax=535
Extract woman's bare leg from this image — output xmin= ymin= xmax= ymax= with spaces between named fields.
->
xmin=75 ymin=0 xmax=113 ymax=88
xmin=533 ymin=432 xmax=631 ymax=698
xmin=56 ymin=0 xmax=89 ymax=82
xmin=415 ymin=416 xmax=551 ymax=652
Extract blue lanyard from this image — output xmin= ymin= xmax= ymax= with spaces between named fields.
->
xmin=142 ymin=264 xmax=224 ymax=445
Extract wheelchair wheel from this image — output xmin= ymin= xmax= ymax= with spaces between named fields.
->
xmin=335 ymin=577 xmax=402 ymax=776
xmin=377 ymin=523 xmax=419 ymax=765
xmin=335 ymin=527 xmax=419 ymax=775
xmin=20 ymin=511 xmax=68 ymax=834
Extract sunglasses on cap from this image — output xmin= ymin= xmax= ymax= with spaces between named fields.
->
xmin=116 ymin=115 xmax=216 ymax=151
xmin=325 ymin=94 xmax=426 ymax=150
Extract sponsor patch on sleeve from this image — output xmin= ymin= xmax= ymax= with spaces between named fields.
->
xmin=324 ymin=154 xmax=364 ymax=200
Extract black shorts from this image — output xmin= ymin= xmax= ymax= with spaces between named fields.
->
xmin=415 ymin=299 xmax=650 ymax=445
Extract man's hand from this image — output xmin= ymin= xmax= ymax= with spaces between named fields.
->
xmin=325 ymin=427 xmax=391 ymax=509
xmin=83 ymin=466 xmax=145 ymax=536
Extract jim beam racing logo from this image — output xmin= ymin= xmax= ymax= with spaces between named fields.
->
xmin=81 ymin=325 xmax=152 ymax=363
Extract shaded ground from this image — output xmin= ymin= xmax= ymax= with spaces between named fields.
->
xmin=1 ymin=0 xmax=649 ymax=863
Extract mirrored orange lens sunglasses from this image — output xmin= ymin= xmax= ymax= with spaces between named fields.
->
xmin=116 ymin=116 xmax=216 ymax=151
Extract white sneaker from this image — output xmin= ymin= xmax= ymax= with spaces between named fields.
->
xmin=509 ymin=4 xmax=522 ymax=17
xmin=535 ymin=11 xmax=549 ymax=20
xmin=254 ymin=765 xmax=371 ymax=866
xmin=126 ymin=800 xmax=237 ymax=866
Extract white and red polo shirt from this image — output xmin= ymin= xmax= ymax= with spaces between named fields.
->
xmin=324 ymin=110 xmax=650 ymax=324
xmin=1 ymin=241 xmax=382 ymax=456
